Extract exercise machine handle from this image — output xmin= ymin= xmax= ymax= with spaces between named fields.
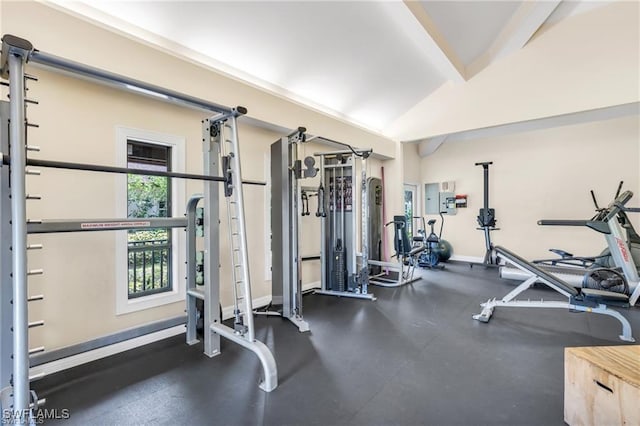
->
xmin=604 ymin=190 xmax=634 ymax=221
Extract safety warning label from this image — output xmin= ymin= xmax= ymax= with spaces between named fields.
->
xmin=80 ymin=221 xmax=151 ymax=229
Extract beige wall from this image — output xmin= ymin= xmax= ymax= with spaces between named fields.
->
xmin=419 ymin=115 xmax=640 ymax=261
xmin=23 ymin=68 xmax=281 ymax=349
xmin=0 ymin=1 xmax=400 ymax=350
xmin=402 ymin=143 xmax=422 ymax=186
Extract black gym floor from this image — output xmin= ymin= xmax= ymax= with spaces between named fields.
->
xmin=34 ymin=263 xmax=640 ymax=425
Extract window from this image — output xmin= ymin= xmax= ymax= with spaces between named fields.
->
xmin=115 ymin=127 xmax=185 ymax=315
xmin=127 ymin=141 xmax=172 ymax=298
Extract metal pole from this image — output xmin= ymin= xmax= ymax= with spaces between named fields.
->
xmin=228 ymin=116 xmax=255 ymax=343
xmin=29 ymin=50 xmax=238 ymax=117
xmin=319 ymin=155 xmax=327 ymax=292
xmin=203 ymin=119 xmax=221 ymax=357
xmin=9 ymin=52 xmax=30 ymax=420
xmin=361 ymin=155 xmax=369 ymax=292
xmin=291 ymin=142 xmax=302 ymax=318
xmin=483 ymin=165 xmax=489 ymax=211
xmin=1 ymin=155 xmax=265 ymax=186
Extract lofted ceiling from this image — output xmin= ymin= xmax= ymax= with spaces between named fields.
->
xmin=51 ymin=0 xmax=610 ymax=139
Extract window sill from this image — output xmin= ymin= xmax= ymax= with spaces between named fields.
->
xmin=116 ymin=288 xmax=184 ymax=316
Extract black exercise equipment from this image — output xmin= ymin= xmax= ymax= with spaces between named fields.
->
xmin=417 ymin=215 xmax=445 ymax=269
xmin=474 ymin=161 xmax=499 ymax=266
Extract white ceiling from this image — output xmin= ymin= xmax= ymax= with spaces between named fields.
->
xmin=52 ymin=0 xmax=605 ymax=138
xmin=419 ymin=1 xmax=522 ymax=66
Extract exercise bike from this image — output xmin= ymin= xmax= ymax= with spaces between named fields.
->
xmin=417 ymin=215 xmax=445 ymax=269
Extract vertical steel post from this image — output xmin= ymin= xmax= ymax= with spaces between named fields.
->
xmin=319 ymin=155 xmax=327 ymax=292
xmin=9 ymin=51 xmax=30 ymax=419
xmin=203 ymin=119 xmax=221 ymax=357
xmin=0 ymin=101 xmax=12 ymax=393
xmin=290 ymin=140 xmax=301 ymax=319
xmin=227 ymin=115 xmax=255 ymax=342
xmin=185 ymin=194 xmax=202 ymax=345
xmin=360 ymin=155 xmax=369 ymax=293
xmin=483 ymin=165 xmax=489 ymax=212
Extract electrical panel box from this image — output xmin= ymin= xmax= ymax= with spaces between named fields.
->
xmin=425 ymin=182 xmax=440 ymax=215
xmin=439 ymin=191 xmax=456 ymax=215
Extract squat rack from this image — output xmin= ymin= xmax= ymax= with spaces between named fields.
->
xmin=1 ymin=34 xmax=276 ymax=422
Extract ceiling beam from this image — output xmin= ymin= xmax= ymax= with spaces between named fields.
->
xmin=402 ymin=1 xmax=466 ymax=83
xmin=413 ymin=102 xmax=639 ymax=157
xmin=416 ymin=135 xmax=448 ymax=157
xmin=467 ymin=0 xmax=561 ymax=77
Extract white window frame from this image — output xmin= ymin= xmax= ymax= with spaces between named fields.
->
xmin=115 ymin=126 xmax=186 ymax=315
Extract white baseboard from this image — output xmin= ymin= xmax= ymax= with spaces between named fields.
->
xmin=29 ymin=325 xmax=185 ymax=379
xmin=303 ymin=281 xmax=320 ymax=292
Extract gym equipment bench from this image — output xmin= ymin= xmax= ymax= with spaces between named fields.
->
xmin=473 ymin=246 xmax=635 ymax=342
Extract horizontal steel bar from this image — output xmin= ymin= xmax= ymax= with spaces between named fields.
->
xmin=29 ymin=50 xmax=244 ymax=116
xmin=187 ymin=288 xmax=205 ymax=300
xmin=29 ymin=347 xmax=45 ymax=355
xmin=4 ymin=154 xmax=225 ymax=182
xmin=128 ymin=244 xmax=171 ymax=253
xmin=29 ymin=372 xmax=45 ymax=382
xmin=1 ymin=154 xmax=265 ymax=186
xmin=314 ymin=150 xmax=358 ymax=157
xmin=27 ymin=217 xmax=188 ymax=234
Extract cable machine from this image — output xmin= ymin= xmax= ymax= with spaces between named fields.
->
xmin=315 ymin=147 xmax=375 ymax=300
xmin=0 ymin=34 xmax=277 ymax=422
xmin=259 ymin=127 xmax=313 ymax=332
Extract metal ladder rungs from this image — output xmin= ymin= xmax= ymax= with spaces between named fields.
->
xmin=26 ymin=169 xmax=41 ymax=176
xmin=27 ymin=244 xmax=43 ymax=250
xmin=28 ymin=295 xmax=44 ymax=302
xmin=26 ymin=145 xmax=40 ymax=152
xmin=27 ymin=269 xmax=43 ymax=276
xmin=28 ymin=320 xmax=44 ymax=328
xmin=26 ymin=194 xmax=41 ymax=200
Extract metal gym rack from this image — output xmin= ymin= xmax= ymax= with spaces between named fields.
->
xmin=0 ymin=34 xmax=277 ymax=423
